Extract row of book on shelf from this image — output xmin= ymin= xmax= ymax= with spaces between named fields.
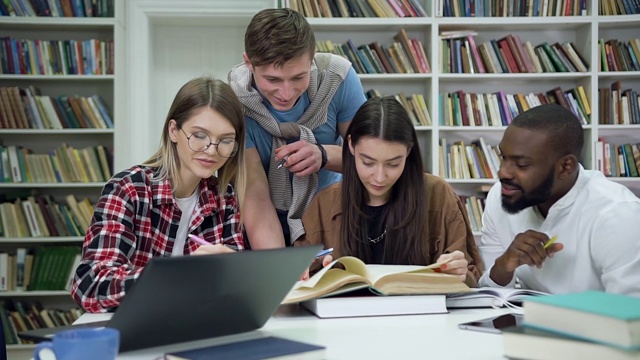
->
xmin=600 ymin=38 xmax=640 ymax=72
xmin=599 ymin=81 xmax=640 ymax=125
xmin=0 ymin=86 xmax=113 ymax=129
xmin=438 ymin=0 xmax=588 ymax=17
xmin=0 ymin=144 xmax=113 ymax=184
xmin=0 ymin=194 xmax=94 ymax=237
xmin=317 ymin=28 xmax=430 ymax=75
xmin=458 ymin=194 xmax=486 ymax=232
xmin=440 ymin=137 xmax=501 ymax=180
xmin=281 ymin=0 xmax=427 ymax=18
xmin=0 ymin=246 xmax=80 ymax=292
xmin=439 ymin=86 xmax=591 ymax=127
xmin=0 ymin=0 xmax=113 ymax=17
xmin=0 ymin=37 xmax=114 ymax=75
xmin=1 ymin=300 xmax=84 ymax=345
xmin=440 ymin=31 xmax=590 ymax=74
xmin=594 ymin=141 xmax=640 ymax=178
xmin=503 ymin=291 xmax=640 ymax=360
xmin=600 ymin=0 xmax=640 ymax=15
xmin=365 ymin=89 xmax=431 ymax=125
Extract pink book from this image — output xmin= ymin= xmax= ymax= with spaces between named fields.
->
xmin=466 ymin=34 xmax=485 ymax=73
xmin=513 ymin=34 xmax=536 ymax=73
xmin=411 ymin=38 xmax=430 ymax=73
xmin=387 ymin=0 xmax=407 ymax=17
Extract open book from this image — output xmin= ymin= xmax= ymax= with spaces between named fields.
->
xmin=446 ymin=287 xmax=549 ymax=310
xmin=282 ymin=256 xmax=471 ymax=305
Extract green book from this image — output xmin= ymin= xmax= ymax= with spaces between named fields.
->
xmin=623 ymin=144 xmax=639 ymax=177
xmin=524 ymin=291 xmax=640 ymax=350
xmin=503 ymin=325 xmax=640 ymax=360
xmin=540 ymin=42 xmax=568 ymax=72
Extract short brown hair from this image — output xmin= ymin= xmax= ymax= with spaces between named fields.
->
xmin=244 ymin=8 xmax=315 ymax=67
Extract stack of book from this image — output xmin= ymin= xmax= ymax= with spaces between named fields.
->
xmin=365 ymin=89 xmax=431 ymax=126
xmin=0 ymin=86 xmax=114 ymax=129
xmin=317 ymin=28 xmax=431 ymax=75
xmin=439 ymin=31 xmax=590 ymax=75
xmin=502 ymin=291 xmax=640 ymax=360
xmin=0 ymin=299 xmax=84 ymax=345
xmin=594 ymin=139 xmax=640 ymax=178
xmin=282 ymin=256 xmax=470 ymax=318
xmin=283 ymin=0 xmax=427 ymax=18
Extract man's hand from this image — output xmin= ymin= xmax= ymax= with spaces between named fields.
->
xmin=490 ymin=230 xmax=564 ymax=286
xmin=275 ymin=140 xmax=322 ymax=177
xmin=300 ymin=255 xmax=333 ymax=281
xmin=435 ymin=250 xmax=468 ymax=282
xmin=192 ymin=244 xmax=236 ymax=256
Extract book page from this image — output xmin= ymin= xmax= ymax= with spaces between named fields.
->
xmin=446 ymin=287 xmax=549 ymax=310
xmin=366 ymin=257 xmax=452 ymax=284
xmin=463 ymin=287 xmax=549 ymax=300
xmin=282 ymin=257 xmax=371 ymax=304
xmin=366 ymin=258 xmax=470 ymax=295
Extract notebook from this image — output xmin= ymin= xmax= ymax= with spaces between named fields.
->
xmin=18 ymin=245 xmax=321 ymax=352
xmin=164 ymin=336 xmax=325 ymax=359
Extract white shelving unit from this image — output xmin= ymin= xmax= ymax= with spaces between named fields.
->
xmin=0 ymin=1 xmax=124 ymax=357
xmin=289 ymin=1 xmax=640 ymax=197
xmin=113 ymin=2 xmax=640 ymax=205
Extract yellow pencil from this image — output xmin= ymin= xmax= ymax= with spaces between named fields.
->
xmin=544 ymin=235 xmax=558 ymax=249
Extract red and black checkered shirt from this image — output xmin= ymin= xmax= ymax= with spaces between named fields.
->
xmin=71 ymin=166 xmax=244 ymax=313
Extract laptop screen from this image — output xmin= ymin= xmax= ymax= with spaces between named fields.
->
xmin=19 ymin=245 xmax=321 ymax=352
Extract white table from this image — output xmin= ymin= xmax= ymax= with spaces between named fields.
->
xmin=76 ymin=305 xmax=511 ymax=360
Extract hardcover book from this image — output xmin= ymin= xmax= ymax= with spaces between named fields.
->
xmin=503 ymin=325 xmax=640 ymax=360
xmin=523 ymin=291 xmax=640 ymax=350
xmin=301 ymin=292 xmax=447 ymax=318
xmin=165 ymin=336 xmax=325 ymax=360
xmin=282 ymin=256 xmax=470 ymax=304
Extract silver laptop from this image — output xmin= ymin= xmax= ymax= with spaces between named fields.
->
xmin=19 ymin=245 xmax=321 ymax=352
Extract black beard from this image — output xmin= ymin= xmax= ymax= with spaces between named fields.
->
xmin=501 ymin=169 xmax=555 ymax=214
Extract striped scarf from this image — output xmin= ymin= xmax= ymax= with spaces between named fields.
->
xmin=228 ymin=53 xmax=352 ymax=243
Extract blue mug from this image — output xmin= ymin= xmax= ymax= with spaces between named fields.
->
xmin=34 ymin=327 xmax=119 ymax=360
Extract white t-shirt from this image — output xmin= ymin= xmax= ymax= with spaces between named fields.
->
xmin=479 ymin=166 xmax=640 ymax=297
xmin=172 ymin=190 xmax=199 ymax=256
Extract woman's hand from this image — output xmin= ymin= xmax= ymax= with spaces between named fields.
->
xmin=300 ymin=255 xmax=333 ymax=281
xmin=435 ymin=250 xmax=468 ymax=282
xmin=192 ymin=244 xmax=236 ymax=256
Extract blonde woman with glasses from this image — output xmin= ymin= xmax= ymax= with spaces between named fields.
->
xmin=72 ymin=77 xmax=247 ymax=313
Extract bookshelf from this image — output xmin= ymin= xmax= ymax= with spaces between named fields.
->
xmin=118 ymin=0 xmax=637 ymax=227
xmin=0 ymin=1 xmax=123 ymax=357
xmin=275 ymin=1 xmax=640 ymax=199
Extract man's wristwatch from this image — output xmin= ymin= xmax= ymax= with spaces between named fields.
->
xmin=316 ymin=143 xmax=327 ymax=169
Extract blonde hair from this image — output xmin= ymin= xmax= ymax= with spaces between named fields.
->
xmin=142 ymin=77 xmax=247 ymax=214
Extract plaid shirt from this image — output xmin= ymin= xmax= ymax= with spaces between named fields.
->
xmin=71 ymin=166 xmax=244 ymax=313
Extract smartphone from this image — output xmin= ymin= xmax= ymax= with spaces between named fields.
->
xmin=458 ymin=313 xmax=523 ymax=334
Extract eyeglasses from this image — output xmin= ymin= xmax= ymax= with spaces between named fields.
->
xmin=180 ymin=128 xmax=238 ymax=158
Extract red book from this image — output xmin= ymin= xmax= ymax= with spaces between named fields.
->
xmin=502 ymin=35 xmax=527 ymax=73
xmin=455 ymin=90 xmax=470 ymax=126
xmin=497 ymin=39 xmax=519 ymax=73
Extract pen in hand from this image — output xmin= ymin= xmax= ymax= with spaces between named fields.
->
xmin=315 ymin=248 xmax=333 ymax=259
xmin=277 ymin=156 xmax=289 ymax=169
xmin=543 ymin=235 xmax=558 ymax=249
xmin=188 ymin=234 xmax=210 ymax=246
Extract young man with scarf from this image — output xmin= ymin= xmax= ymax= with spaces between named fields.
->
xmin=228 ymin=8 xmax=366 ymax=248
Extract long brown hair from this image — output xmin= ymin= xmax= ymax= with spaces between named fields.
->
xmin=142 ymin=77 xmax=246 ymax=210
xmin=340 ymin=97 xmax=429 ymax=265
